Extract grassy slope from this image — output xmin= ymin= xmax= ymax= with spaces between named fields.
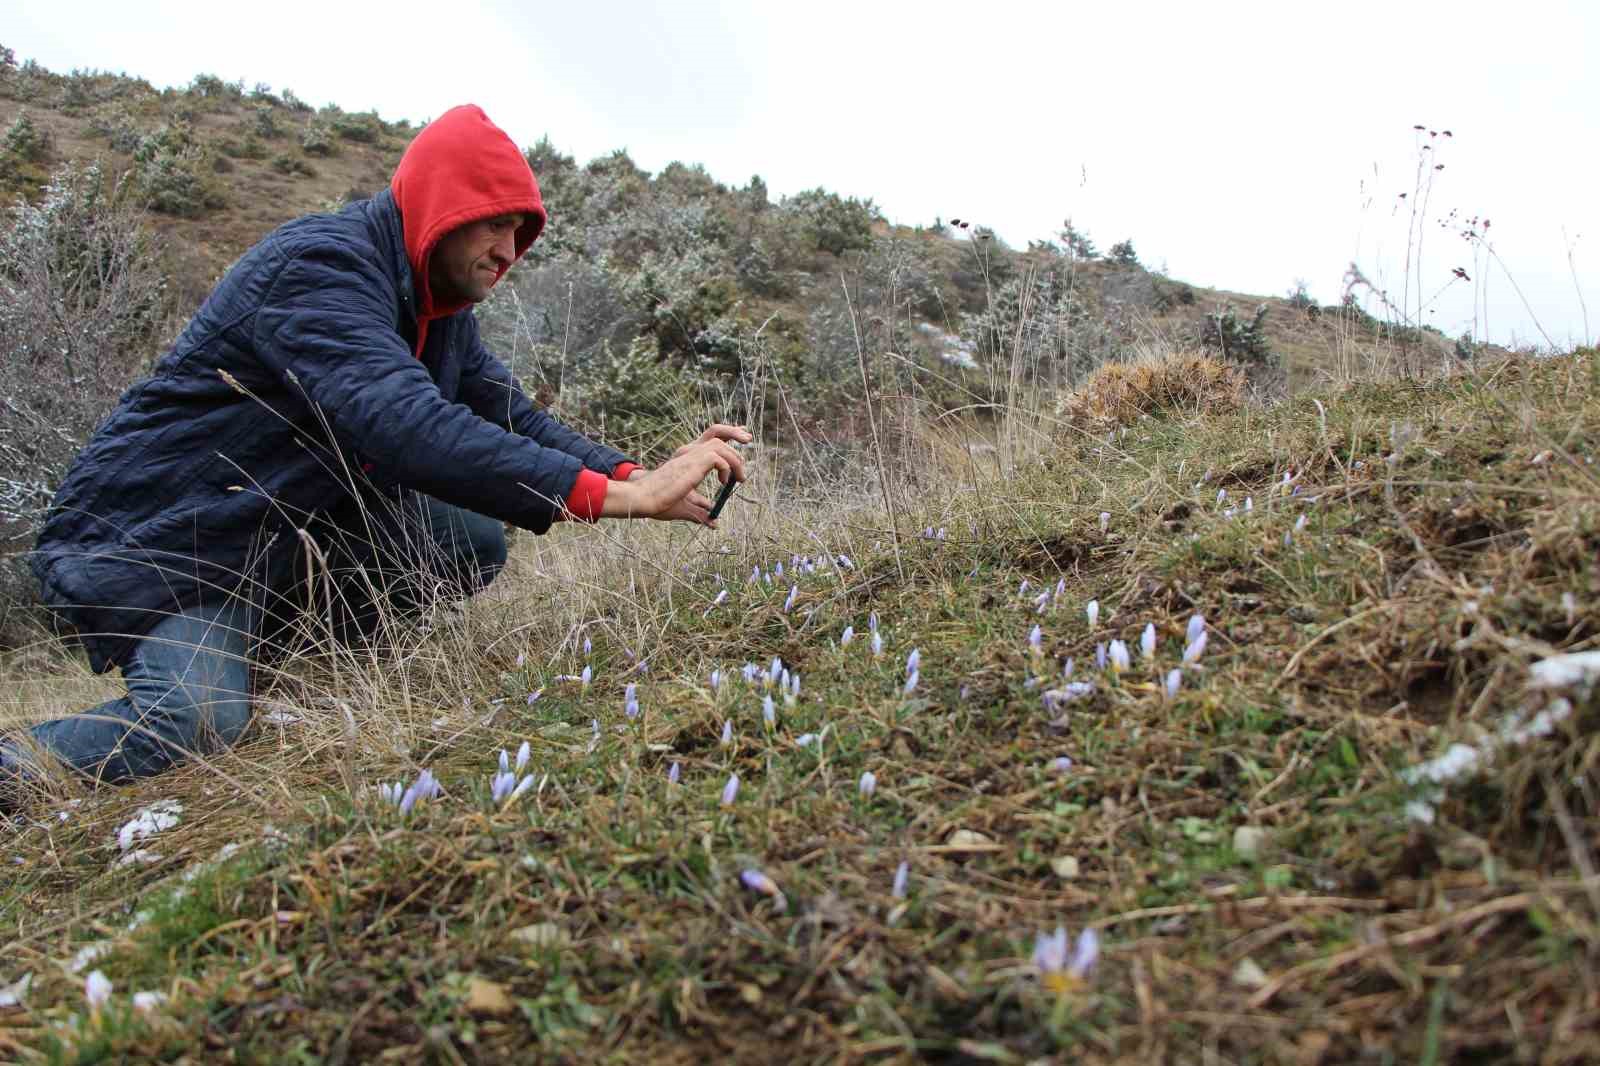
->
xmin=3 ymin=352 xmax=1596 ymax=1063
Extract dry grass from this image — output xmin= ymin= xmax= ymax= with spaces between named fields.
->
xmin=1057 ymin=350 xmax=1246 ymax=428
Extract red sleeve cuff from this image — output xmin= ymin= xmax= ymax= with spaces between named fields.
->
xmin=564 ymin=468 xmax=610 ymax=522
xmin=611 ymin=462 xmax=641 ymax=482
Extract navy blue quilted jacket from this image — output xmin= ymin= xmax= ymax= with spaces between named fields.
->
xmin=31 ymin=108 xmax=629 ymax=671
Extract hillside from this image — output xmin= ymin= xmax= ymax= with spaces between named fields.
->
xmin=0 ymin=52 xmax=1458 ymax=403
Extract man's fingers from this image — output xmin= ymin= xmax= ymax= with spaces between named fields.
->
xmin=698 ymin=423 xmax=753 ymax=445
xmin=706 ymin=439 xmax=745 ymax=484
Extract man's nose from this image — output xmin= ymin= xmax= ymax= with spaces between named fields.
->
xmin=492 ymin=230 xmax=517 ymax=265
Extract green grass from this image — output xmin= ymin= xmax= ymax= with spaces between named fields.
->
xmin=3 ymin=353 xmax=1599 ymax=1063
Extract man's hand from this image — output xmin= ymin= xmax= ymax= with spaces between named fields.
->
xmin=603 ymin=435 xmax=746 ymax=525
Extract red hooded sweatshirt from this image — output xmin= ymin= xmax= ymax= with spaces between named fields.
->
xmin=390 ymin=105 xmax=634 ymax=520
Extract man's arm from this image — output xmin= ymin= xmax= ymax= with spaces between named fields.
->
xmin=251 ymin=242 xmax=592 ymax=533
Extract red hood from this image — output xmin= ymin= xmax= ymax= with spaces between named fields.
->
xmin=390 ymin=104 xmax=546 ymax=321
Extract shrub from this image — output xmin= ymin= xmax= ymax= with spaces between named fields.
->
xmin=301 ymin=120 xmax=335 ymax=156
xmin=188 ymin=73 xmax=234 ymax=99
xmin=271 ymin=153 xmax=316 ymax=178
xmin=1109 ymin=239 xmax=1140 ymax=267
xmin=1060 ymin=218 xmax=1098 ymax=261
xmin=573 ymin=335 xmax=706 ymax=459
xmin=1 ymin=108 xmax=52 ymax=164
xmin=1287 ymin=279 xmax=1318 ymax=314
xmin=0 ymin=162 xmax=170 ymax=642
xmin=781 ymin=188 xmax=878 ymax=258
xmin=331 ymin=110 xmax=382 ymax=143
xmin=252 ymin=104 xmax=281 ymax=139
xmin=1197 ymin=303 xmax=1275 ymax=366
xmin=280 ymin=88 xmax=312 ymax=113
xmin=131 ymin=120 xmax=225 ymax=217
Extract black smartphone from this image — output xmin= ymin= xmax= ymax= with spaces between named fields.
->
xmin=707 ymin=477 xmax=739 ymax=521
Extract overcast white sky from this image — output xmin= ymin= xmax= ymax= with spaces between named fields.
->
xmin=9 ymin=0 xmax=1597 ymax=347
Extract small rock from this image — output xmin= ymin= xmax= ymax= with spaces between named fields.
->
xmin=509 ymin=923 xmax=569 ymax=949
xmin=1233 ymin=957 xmax=1269 ymax=989
xmin=1050 ymin=855 xmax=1081 ymax=880
xmin=1233 ymin=825 xmax=1269 ymax=861
xmin=464 ymin=976 xmax=514 ymax=1015
xmin=945 ymin=829 xmax=996 ymax=850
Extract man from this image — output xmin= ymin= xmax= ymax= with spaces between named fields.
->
xmin=2 ymin=104 xmax=746 ymax=803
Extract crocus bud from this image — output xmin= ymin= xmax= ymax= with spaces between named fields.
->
xmin=1165 ymin=668 xmax=1182 ymax=700
xmin=580 ymin=665 xmax=592 ymax=687
xmin=1183 ymin=631 xmax=1208 ymax=664
xmin=739 ymin=868 xmax=786 ymax=913
xmin=763 ymin=694 xmax=776 ymax=727
xmin=859 ymin=770 xmax=877 ymax=798
xmin=1086 ymin=599 xmax=1099 ymax=629
xmin=516 ymin=741 xmax=530 ymax=773
xmin=1140 ymin=623 xmax=1156 ymax=659
xmin=1099 ymin=511 xmax=1110 ymax=533
xmin=904 ymin=670 xmax=919 ymax=696
xmin=668 ymin=761 xmax=681 ymax=785
xmin=1108 ymin=640 xmax=1130 ymax=672
xmin=841 ymin=625 xmax=855 ymax=646
xmin=720 ymin=719 xmax=733 ymax=747
xmin=1028 ymin=624 xmax=1043 ymax=654
xmin=906 ymin=648 xmax=921 ymax=674
xmin=85 ymin=970 xmax=112 ymax=1010
xmin=892 ymin=860 xmax=909 ymax=899
xmin=872 ymin=631 xmax=884 ymax=658
xmin=1186 ymin=614 xmax=1205 ymax=646
xmin=721 ymin=773 xmax=740 ymax=806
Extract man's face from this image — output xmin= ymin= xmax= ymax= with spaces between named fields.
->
xmin=428 ymin=213 xmax=525 ymax=306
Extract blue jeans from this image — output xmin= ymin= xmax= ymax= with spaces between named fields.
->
xmin=6 ymin=496 xmax=506 ymax=787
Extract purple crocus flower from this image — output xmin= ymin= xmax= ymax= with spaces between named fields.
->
xmin=1048 ymin=755 xmax=1073 ymax=773
xmin=904 ymin=670 xmax=919 ymax=696
xmin=892 ymin=860 xmax=910 ymax=898
xmin=1140 ymin=623 xmax=1156 ymax=659
xmin=783 ymin=585 xmax=797 ymax=613
xmin=739 ymin=868 xmax=787 ymax=913
xmin=869 ymin=612 xmax=879 ymax=633
xmin=1028 ymin=625 xmax=1043 ymax=654
xmin=720 ymin=719 xmax=733 ymax=747
xmin=1099 ymin=511 xmax=1110 ymax=533
xmin=1094 ymin=643 xmax=1107 ymax=671
xmin=721 ymin=773 xmax=740 ymax=807
xmin=1165 ymin=668 xmax=1183 ymax=700
xmin=1183 ymin=631 xmax=1208 ymax=665
xmin=580 ymin=664 xmax=592 ymax=687
xmin=906 ymin=648 xmax=921 ymax=674
xmin=763 ymin=694 xmax=776 ymax=727
xmin=1187 ymin=614 xmax=1206 ymax=646
xmin=841 ymin=625 xmax=855 ymax=646
xmin=859 ymin=770 xmax=877 ymax=798
xmin=1086 ymin=599 xmax=1100 ymax=629
xmin=871 ymin=631 xmax=884 ymax=658
xmin=668 ymin=761 xmax=681 ymax=785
